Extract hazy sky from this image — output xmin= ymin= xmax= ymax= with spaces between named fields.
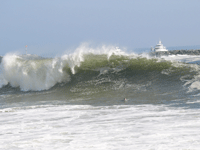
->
xmin=0 ymin=0 xmax=200 ymax=56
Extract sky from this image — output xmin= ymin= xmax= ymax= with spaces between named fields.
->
xmin=0 ymin=0 xmax=200 ymax=56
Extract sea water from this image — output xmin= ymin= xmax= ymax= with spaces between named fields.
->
xmin=1 ymin=46 xmax=200 ymax=149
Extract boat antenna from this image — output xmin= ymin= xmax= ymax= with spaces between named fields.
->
xmin=25 ymin=45 xmax=28 ymax=55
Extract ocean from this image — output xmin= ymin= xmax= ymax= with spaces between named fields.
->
xmin=1 ymin=47 xmax=200 ymax=149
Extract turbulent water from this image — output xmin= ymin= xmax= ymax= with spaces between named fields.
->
xmin=1 ymin=46 xmax=200 ymax=149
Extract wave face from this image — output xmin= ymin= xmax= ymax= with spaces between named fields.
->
xmin=1 ymin=46 xmax=200 ymax=103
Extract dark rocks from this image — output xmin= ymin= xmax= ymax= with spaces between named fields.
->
xmin=170 ymin=49 xmax=200 ymax=55
xmin=150 ymin=49 xmax=200 ymax=57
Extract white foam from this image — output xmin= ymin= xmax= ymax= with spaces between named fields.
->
xmin=0 ymin=53 xmax=70 ymax=91
xmin=161 ymin=54 xmax=200 ymax=64
xmin=0 ymin=104 xmax=200 ymax=150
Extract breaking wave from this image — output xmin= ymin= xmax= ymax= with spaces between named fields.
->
xmin=0 ymin=45 xmax=200 ymax=95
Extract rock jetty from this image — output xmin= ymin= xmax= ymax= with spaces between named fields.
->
xmin=150 ymin=49 xmax=200 ymax=57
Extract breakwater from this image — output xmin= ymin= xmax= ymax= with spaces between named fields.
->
xmin=150 ymin=49 xmax=200 ymax=57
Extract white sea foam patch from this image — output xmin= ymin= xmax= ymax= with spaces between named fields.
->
xmin=0 ymin=54 xmax=70 ymax=91
xmin=186 ymin=75 xmax=200 ymax=91
xmin=161 ymin=54 xmax=200 ymax=64
xmin=0 ymin=104 xmax=200 ymax=150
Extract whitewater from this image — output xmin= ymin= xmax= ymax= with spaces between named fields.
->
xmin=1 ymin=45 xmax=200 ymax=149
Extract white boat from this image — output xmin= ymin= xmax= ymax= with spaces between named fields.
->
xmin=151 ymin=40 xmax=168 ymax=52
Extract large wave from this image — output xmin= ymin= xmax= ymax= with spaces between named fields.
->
xmin=0 ymin=45 xmax=126 ymax=91
xmin=0 ymin=45 xmax=200 ymax=93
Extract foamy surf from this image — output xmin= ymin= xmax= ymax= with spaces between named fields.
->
xmin=0 ymin=104 xmax=200 ymax=150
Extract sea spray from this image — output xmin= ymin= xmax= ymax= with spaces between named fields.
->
xmin=0 ymin=54 xmax=70 ymax=91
